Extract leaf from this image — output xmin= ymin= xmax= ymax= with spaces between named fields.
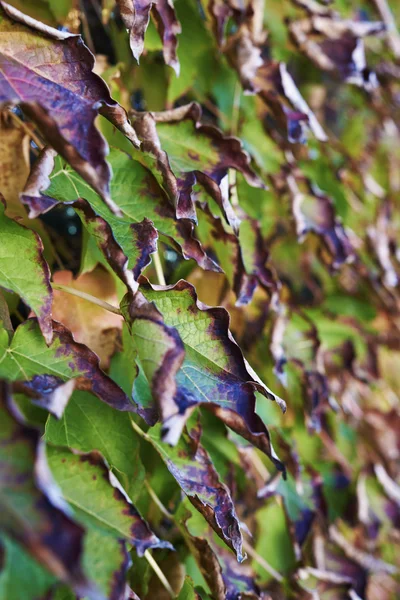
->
xmin=52 ymin=268 xmax=123 ymax=368
xmin=117 ymin=0 xmax=181 ymax=74
xmin=214 ymin=7 xmax=327 ymax=143
xmin=127 ymin=279 xmax=285 ymax=472
xmin=0 ymin=380 xmax=92 ymax=597
xmin=289 ymin=13 xmax=384 ymax=90
xmin=175 ymin=500 xmax=260 ymax=600
xmin=121 ymin=289 xmax=185 ymax=430
xmin=0 ymin=1 xmax=139 ymax=215
xmin=144 ymin=422 xmax=244 ymax=561
xmin=0 ymin=318 xmax=132 ymax=413
xmin=46 ymin=445 xmax=173 ymax=556
xmin=0 ymin=535 xmax=56 ymax=600
xmin=130 ymin=102 xmax=265 ymax=229
xmin=82 ymin=529 xmax=131 ymax=600
xmin=0 ymin=199 xmax=52 ymax=343
xmin=45 ymin=390 xmax=145 ymax=503
xmin=22 ymin=146 xmax=219 ymax=280
xmin=287 ymin=173 xmax=355 ymax=269
xmin=0 ymin=109 xmax=30 ymax=219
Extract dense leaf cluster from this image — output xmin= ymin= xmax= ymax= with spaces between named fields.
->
xmin=0 ymin=0 xmax=400 ymax=598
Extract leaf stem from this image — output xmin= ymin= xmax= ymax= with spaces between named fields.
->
xmin=153 ymin=251 xmax=166 ymax=286
xmin=144 ymin=550 xmax=175 ymax=598
xmin=6 ymin=109 xmax=44 ymax=149
xmin=144 ymin=480 xmax=174 ymax=520
xmin=242 ymin=539 xmax=284 ymax=582
xmin=144 ymin=470 xmax=284 ymax=585
xmin=130 ymin=416 xmax=151 ymax=441
xmin=52 ymin=283 xmax=122 ymax=315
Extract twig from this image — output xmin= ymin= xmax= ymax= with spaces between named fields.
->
xmin=144 ymin=550 xmax=175 ymax=599
xmin=52 ymin=283 xmax=122 ymax=315
xmin=6 ymin=110 xmax=44 ymax=149
xmin=372 ymin=0 xmax=400 ymax=58
xmin=153 ymin=251 xmax=166 ymax=286
xmin=242 ymin=539 xmax=284 ymax=582
xmin=144 ymin=481 xmax=174 ymax=520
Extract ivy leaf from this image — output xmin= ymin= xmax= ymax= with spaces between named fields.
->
xmin=129 ymin=280 xmax=285 ymax=472
xmin=131 ymin=102 xmax=265 ymax=230
xmin=214 ymin=6 xmax=327 ymax=143
xmin=142 ymin=422 xmax=244 ymax=561
xmin=0 ymin=1 xmax=139 ymax=215
xmin=287 ymin=173 xmax=355 ymax=269
xmin=121 ymin=289 xmax=185 ymax=429
xmin=289 ymin=14 xmax=384 ymax=89
xmin=117 ymin=0 xmax=181 ymax=74
xmin=0 ymin=381 xmax=93 ymax=597
xmin=46 ymin=445 xmax=173 ymax=556
xmin=45 ymin=391 xmax=145 ymax=503
xmin=0 ymin=319 xmax=132 ymax=413
xmin=0 ymin=535 xmax=56 ymax=600
xmin=0 ymin=200 xmax=52 ymax=343
xmin=22 ymin=147 xmax=219 ymax=283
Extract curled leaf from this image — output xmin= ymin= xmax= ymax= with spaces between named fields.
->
xmin=0 ymin=381 xmax=92 ymax=597
xmin=0 ymin=1 xmax=139 ymax=215
xmin=22 ymin=146 xmax=219 ymax=280
xmin=289 ymin=14 xmax=384 ymax=89
xmin=135 ymin=279 xmax=285 ymax=472
xmin=131 ymin=102 xmax=265 ymax=230
xmin=145 ymin=423 xmax=244 ymax=561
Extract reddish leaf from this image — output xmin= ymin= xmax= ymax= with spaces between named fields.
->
xmin=0 ymin=1 xmax=139 ymax=215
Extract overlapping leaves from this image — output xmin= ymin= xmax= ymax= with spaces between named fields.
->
xmin=0 ymin=0 xmax=400 ymax=598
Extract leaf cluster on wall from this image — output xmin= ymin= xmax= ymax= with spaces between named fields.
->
xmin=0 ymin=0 xmax=400 ymax=598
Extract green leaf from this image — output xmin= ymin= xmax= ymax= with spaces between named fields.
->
xmin=0 ymin=202 xmax=52 ymax=343
xmin=0 ymin=319 xmax=132 ymax=413
xmin=0 ymin=535 xmax=56 ymax=600
xmin=45 ymin=391 xmax=145 ymax=503
xmin=46 ymin=445 xmax=173 ymax=556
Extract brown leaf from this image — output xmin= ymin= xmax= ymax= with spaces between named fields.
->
xmin=52 ymin=268 xmax=123 ymax=368
xmin=289 ymin=15 xmax=384 ymax=89
xmin=117 ymin=0 xmax=181 ymax=74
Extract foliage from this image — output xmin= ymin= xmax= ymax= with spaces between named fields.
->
xmin=0 ymin=0 xmax=400 ymax=598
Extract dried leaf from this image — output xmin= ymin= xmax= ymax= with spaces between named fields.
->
xmin=52 ymin=269 xmax=123 ymax=368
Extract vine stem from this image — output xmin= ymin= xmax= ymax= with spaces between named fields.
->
xmin=144 ymin=550 xmax=175 ymax=599
xmin=6 ymin=109 xmax=44 ymax=149
xmin=153 ymin=250 xmax=166 ymax=286
xmin=52 ymin=283 xmax=122 ymax=315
